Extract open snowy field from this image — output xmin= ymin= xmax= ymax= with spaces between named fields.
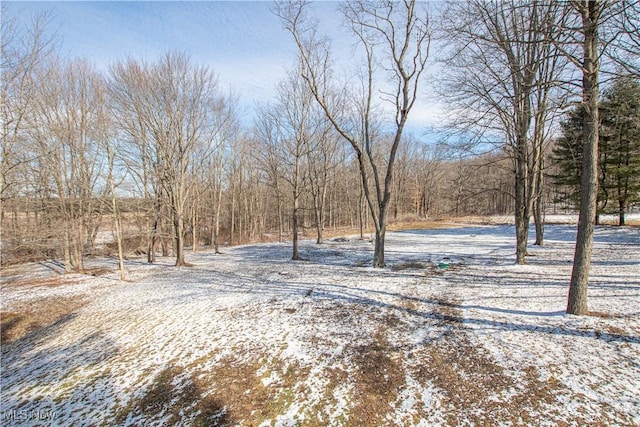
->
xmin=1 ymin=224 xmax=639 ymax=426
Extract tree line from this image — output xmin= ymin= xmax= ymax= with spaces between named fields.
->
xmin=2 ymin=1 xmax=638 ymax=315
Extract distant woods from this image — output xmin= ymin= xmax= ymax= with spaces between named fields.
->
xmin=1 ymin=1 xmax=639 ymax=272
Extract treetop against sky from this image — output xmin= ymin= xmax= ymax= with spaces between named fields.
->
xmin=6 ymin=0 xmax=441 ymax=134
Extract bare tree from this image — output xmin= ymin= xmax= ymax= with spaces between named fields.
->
xmin=565 ymin=0 xmax=604 ymax=315
xmin=104 ymin=138 xmax=126 ymax=281
xmin=305 ymin=119 xmax=339 ymax=244
xmin=29 ymin=58 xmax=108 ymax=272
xmin=607 ymin=1 xmax=640 ymax=78
xmin=440 ymin=0 xmax=569 ymax=263
xmin=276 ymin=0 xmax=431 ymax=267
xmin=1 ymin=10 xmax=56 ymax=243
xmin=109 ymin=51 xmax=226 ymax=266
xmin=254 ymin=65 xmax=323 ymax=260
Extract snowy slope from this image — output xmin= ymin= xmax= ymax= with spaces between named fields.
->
xmin=1 ymin=224 xmax=638 ymax=426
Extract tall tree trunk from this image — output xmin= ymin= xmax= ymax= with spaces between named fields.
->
xmin=568 ymin=0 xmax=600 ymax=316
xmin=314 ymin=206 xmax=323 ymax=244
xmin=534 ymin=195 xmax=545 ymax=246
xmin=358 ymin=185 xmax=365 ymax=240
xmin=515 ymin=141 xmax=530 ymax=265
xmin=534 ymin=159 xmax=545 ymax=246
xmin=292 ymin=197 xmax=300 ymax=260
xmin=275 ymin=181 xmax=284 ymax=243
xmin=214 ymin=180 xmax=223 ymax=254
xmin=373 ymin=226 xmax=386 ymax=268
xmin=192 ymin=206 xmax=198 ymax=253
xmin=618 ymin=185 xmax=625 ymax=226
xmin=292 ymin=157 xmax=301 ymax=260
xmin=63 ymin=223 xmax=72 ymax=273
xmin=172 ymin=203 xmax=186 ymax=266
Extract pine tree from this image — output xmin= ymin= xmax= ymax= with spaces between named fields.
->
xmin=551 ymin=107 xmax=585 ymax=208
xmin=599 ymin=76 xmax=640 ymax=225
xmin=551 ymin=76 xmax=640 ymax=224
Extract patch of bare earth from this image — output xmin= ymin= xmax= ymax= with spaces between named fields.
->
xmin=348 ymin=327 xmax=405 ymax=425
xmin=110 ymin=296 xmax=634 ymax=426
xmin=407 ymin=298 xmax=632 ymax=426
xmin=115 ymin=354 xmax=316 ymax=426
xmin=1 ymin=295 xmax=87 ymax=345
xmin=114 ymin=365 xmax=229 ymax=426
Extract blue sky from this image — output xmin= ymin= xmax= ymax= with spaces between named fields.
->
xmin=5 ymin=1 xmax=441 ymax=135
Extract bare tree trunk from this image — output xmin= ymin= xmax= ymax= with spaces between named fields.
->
xmin=534 ymin=200 xmax=545 ymax=246
xmin=292 ymin=153 xmax=301 ymax=260
xmin=214 ymin=177 xmax=223 ymax=254
xmin=277 ymin=191 xmax=284 ymax=243
xmin=112 ymin=196 xmax=126 ymax=281
xmin=292 ymin=196 xmax=300 ymax=260
xmin=359 ymin=183 xmax=365 ymax=240
xmin=568 ymin=0 xmax=600 ymax=316
xmin=515 ymin=142 xmax=530 ymax=264
xmin=534 ymin=159 xmax=545 ymax=246
xmin=111 ymin=195 xmax=125 ymax=280
xmin=149 ymin=208 xmax=159 ymax=263
xmin=191 ymin=204 xmax=198 ymax=253
xmin=63 ymin=224 xmax=72 ymax=273
xmin=172 ymin=203 xmax=186 ymax=266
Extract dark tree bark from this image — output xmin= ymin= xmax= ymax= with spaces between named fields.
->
xmin=567 ymin=0 xmax=601 ymax=315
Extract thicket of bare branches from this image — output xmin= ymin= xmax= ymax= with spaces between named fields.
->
xmin=1 ymin=0 xmax=638 ymax=315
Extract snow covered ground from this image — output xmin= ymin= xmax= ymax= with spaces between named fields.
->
xmin=1 ymin=224 xmax=639 ymax=426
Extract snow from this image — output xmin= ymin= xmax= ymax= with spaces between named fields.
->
xmin=1 ymin=223 xmax=639 ymax=425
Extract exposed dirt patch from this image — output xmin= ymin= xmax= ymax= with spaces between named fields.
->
xmin=587 ymin=310 xmax=625 ymax=319
xmin=115 ymin=365 xmax=229 ymax=426
xmin=183 ymin=355 xmax=312 ymax=426
xmin=1 ymin=296 xmax=87 ymax=344
xmin=3 ymin=275 xmax=83 ymax=289
xmin=391 ymin=261 xmax=427 ymax=271
xmin=408 ymin=298 xmax=634 ymax=426
xmin=84 ymin=267 xmax=113 ymax=277
xmin=400 ymin=298 xmax=529 ymax=424
xmin=348 ymin=329 xmax=406 ymax=425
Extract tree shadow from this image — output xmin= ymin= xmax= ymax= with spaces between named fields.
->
xmin=177 ymin=225 xmax=640 ymax=344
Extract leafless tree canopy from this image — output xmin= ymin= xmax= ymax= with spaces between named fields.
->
xmin=1 ymin=1 xmax=638 ymax=304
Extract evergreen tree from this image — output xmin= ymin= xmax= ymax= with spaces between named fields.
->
xmin=599 ymin=76 xmax=640 ymax=225
xmin=551 ymin=76 xmax=640 ymax=224
xmin=551 ymin=107 xmax=585 ymax=208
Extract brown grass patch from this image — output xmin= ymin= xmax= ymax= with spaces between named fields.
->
xmin=115 ymin=365 xmax=229 ymax=426
xmin=5 ymin=275 xmax=80 ymax=289
xmin=391 ymin=261 xmax=427 ymax=271
xmin=1 ymin=296 xmax=87 ymax=344
xmin=84 ymin=267 xmax=113 ymax=277
xmin=407 ymin=298 xmax=635 ymax=426
xmin=587 ymin=310 xmax=624 ymax=319
xmin=129 ymin=354 xmax=311 ymax=426
xmin=387 ymin=219 xmax=460 ymax=232
xmin=348 ymin=329 xmax=405 ymax=426
xmin=408 ymin=299 xmax=545 ymax=424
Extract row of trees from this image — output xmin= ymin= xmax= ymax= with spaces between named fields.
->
xmin=2 ymin=1 xmax=639 ymax=315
